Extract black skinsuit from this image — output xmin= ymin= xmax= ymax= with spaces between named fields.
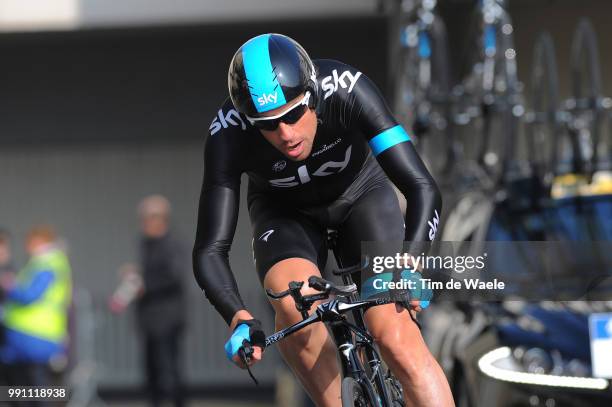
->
xmin=193 ymin=60 xmax=442 ymax=324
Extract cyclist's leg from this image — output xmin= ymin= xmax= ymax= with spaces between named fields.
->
xmin=250 ymin=201 xmax=341 ymax=407
xmin=336 ymin=182 xmax=455 ymax=407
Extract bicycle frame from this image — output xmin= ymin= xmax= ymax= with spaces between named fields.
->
xmin=264 ymin=294 xmax=398 ymax=406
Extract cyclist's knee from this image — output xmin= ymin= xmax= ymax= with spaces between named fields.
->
xmin=264 ymin=257 xmax=320 ymax=289
xmin=369 ymin=311 xmax=431 ymax=376
xmin=378 ymin=337 xmax=433 ymax=384
xmin=264 ymin=257 xmax=321 ymax=314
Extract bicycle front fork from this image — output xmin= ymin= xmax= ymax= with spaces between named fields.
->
xmin=329 ymin=321 xmax=392 ymax=407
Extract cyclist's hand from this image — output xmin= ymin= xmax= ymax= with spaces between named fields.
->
xmin=400 ymin=269 xmax=432 ymax=312
xmin=224 ymin=319 xmax=265 ymax=369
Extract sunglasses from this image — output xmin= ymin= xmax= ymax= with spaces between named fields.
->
xmin=247 ymin=92 xmax=311 ymax=131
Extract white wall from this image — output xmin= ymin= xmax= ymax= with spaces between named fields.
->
xmin=0 ymin=0 xmax=378 ymax=32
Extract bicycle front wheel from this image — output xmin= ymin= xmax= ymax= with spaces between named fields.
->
xmin=341 ymin=377 xmax=370 ymax=407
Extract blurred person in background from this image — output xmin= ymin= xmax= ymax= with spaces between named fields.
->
xmin=0 ymin=229 xmax=15 ymax=275
xmin=0 ymin=229 xmax=15 ymax=347
xmin=0 ymin=229 xmax=16 ymax=304
xmin=0 ymin=225 xmax=72 ymax=388
xmin=111 ymin=194 xmax=187 ymax=407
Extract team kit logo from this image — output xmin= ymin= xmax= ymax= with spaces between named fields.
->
xmin=321 ymin=69 xmax=362 ymax=99
xmin=259 ymin=230 xmax=275 ymax=242
xmin=272 ymin=160 xmax=287 ymax=172
xmin=209 ymin=108 xmax=246 ymax=135
xmin=428 ymin=209 xmax=440 ymax=241
xmin=258 ymin=92 xmax=278 ymax=106
xmin=311 ymin=137 xmax=343 ymax=158
xmin=269 ymin=146 xmax=352 ymax=188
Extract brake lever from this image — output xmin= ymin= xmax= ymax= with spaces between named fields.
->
xmin=239 ymin=341 xmax=259 ymax=386
xmin=266 ymin=281 xmax=304 ymax=300
xmin=308 ymin=276 xmax=357 ymax=296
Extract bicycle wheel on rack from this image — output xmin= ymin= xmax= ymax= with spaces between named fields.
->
xmin=478 ymin=9 xmax=521 ymax=185
xmin=393 ymin=16 xmax=424 ymax=131
xmin=341 ymin=377 xmax=370 ymax=407
xmin=416 ymin=17 xmax=455 ymax=176
xmin=570 ymin=17 xmax=604 ymax=176
xmin=393 ymin=12 xmax=453 ymax=176
xmin=527 ymin=31 xmax=561 ymax=186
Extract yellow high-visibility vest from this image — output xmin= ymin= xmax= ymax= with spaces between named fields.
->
xmin=3 ymin=247 xmax=72 ymax=343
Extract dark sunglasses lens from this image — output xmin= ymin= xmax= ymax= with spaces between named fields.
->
xmin=253 ymin=102 xmax=308 ymax=130
xmin=254 ymin=118 xmax=281 ymax=131
xmin=281 ymin=105 xmax=307 ymax=125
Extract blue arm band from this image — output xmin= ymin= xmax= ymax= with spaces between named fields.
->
xmin=368 ymin=125 xmax=411 ymax=156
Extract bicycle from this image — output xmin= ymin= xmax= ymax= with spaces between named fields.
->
xmin=267 ymin=271 xmax=405 ymax=407
xmin=524 ymin=31 xmax=562 ymax=193
xmin=463 ymin=0 xmax=523 ymax=181
xmin=565 ymin=18 xmax=612 ymax=178
xmin=240 ymin=260 xmax=406 ymax=407
xmin=524 ymin=20 xmax=611 ymax=193
xmin=391 ymin=0 xmax=454 ymax=177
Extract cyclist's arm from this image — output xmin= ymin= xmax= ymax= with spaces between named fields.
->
xmin=192 ymin=130 xmax=247 ymax=325
xmin=345 ymin=66 xmax=442 ymax=241
xmin=371 ymin=132 xmax=441 ymax=241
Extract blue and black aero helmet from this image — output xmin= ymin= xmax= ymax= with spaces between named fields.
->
xmin=228 ymin=33 xmax=318 ymax=117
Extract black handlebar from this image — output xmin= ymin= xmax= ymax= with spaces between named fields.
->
xmin=308 ymin=276 xmax=357 ymax=295
xmin=266 ymin=276 xmax=358 ymax=318
xmin=265 ymin=280 xmax=304 ymax=300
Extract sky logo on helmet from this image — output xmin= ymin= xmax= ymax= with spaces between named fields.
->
xmin=209 ymin=108 xmax=246 ymax=136
xmin=321 ymin=69 xmax=362 ymax=99
xmin=257 ymin=92 xmax=278 ymax=106
xmin=241 ymin=34 xmax=287 ymax=113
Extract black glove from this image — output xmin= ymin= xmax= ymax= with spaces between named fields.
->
xmin=224 ymin=319 xmax=265 ymax=361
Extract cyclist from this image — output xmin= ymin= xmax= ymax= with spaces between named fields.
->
xmin=193 ymin=33 xmax=454 ymax=406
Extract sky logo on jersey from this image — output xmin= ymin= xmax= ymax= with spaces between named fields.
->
xmin=209 ymin=108 xmax=246 ymax=135
xmin=242 ymin=34 xmax=287 ymax=113
xmin=428 ymin=209 xmax=440 ymax=241
xmin=321 ymin=69 xmax=362 ymax=99
xmin=258 ymin=92 xmax=278 ymax=107
xmin=269 ymin=145 xmax=352 ymax=188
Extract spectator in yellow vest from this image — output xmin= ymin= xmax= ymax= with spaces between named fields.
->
xmin=0 ymin=225 xmax=72 ymax=387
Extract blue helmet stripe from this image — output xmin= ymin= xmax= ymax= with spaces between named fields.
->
xmin=242 ymin=34 xmax=287 ymax=113
xmin=368 ymin=125 xmax=411 ymax=156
